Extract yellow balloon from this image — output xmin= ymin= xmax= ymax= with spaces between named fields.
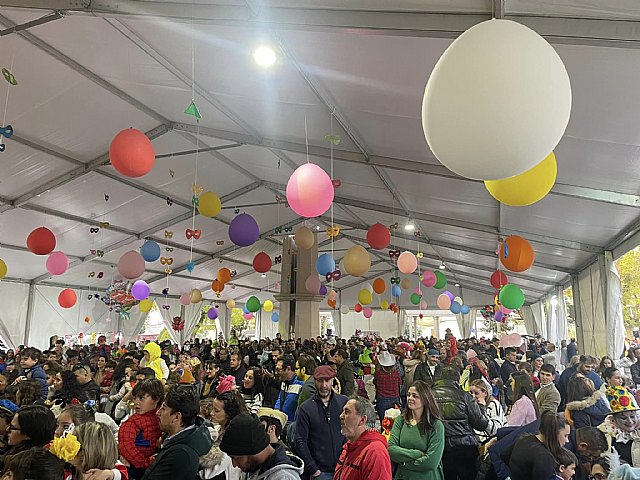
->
xmin=380 ymin=300 xmax=389 ymax=310
xmin=198 ymin=191 xmax=222 ymax=217
xmin=344 ymin=246 xmax=371 ymax=277
xmin=139 ymin=299 xmax=153 ymax=313
xmin=263 ymin=300 xmax=274 ymax=312
xmin=400 ymin=278 xmax=411 ymax=290
xmin=358 ymin=289 xmax=372 ymax=306
xmin=226 ymin=299 xmax=236 ymax=309
xmin=294 ymin=226 xmax=315 ymax=250
xmin=190 ymin=289 xmax=202 ymax=303
xmin=0 ymin=259 xmax=7 ymax=279
xmin=484 ymin=152 xmax=557 ymax=206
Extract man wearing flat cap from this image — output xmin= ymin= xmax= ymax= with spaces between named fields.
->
xmin=294 ymin=365 xmax=348 ymax=480
xmin=221 ymin=414 xmax=303 ymax=480
xmin=413 ymin=349 xmax=443 ymax=387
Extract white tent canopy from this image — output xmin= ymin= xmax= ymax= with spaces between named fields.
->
xmin=0 ymin=1 xmax=636 ymax=353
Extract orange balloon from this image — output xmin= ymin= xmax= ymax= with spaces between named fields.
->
xmin=499 ymin=236 xmax=535 ymax=272
xmin=217 ymin=268 xmax=231 ymax=284
xmin=372 ymin=278 xmax=386 ymax=295
xmin=211 ymin=279 xmax=225 ymax=293
xmin=327 ymin=299 xmax=337 ymax=308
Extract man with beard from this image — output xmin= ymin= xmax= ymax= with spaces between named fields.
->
xmin=221 ymin=414 xmax=303 ymax=480
xmin=294 ymin=365 xmax=348 ymax=480
xmin=413 ymin=349 xmax=443 ymax=387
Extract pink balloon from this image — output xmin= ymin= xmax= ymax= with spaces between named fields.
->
xmin=243 ymin=312 xmax=254 ymax=320
xmin=421 ymin=270 xmax=437 ymax=287
xmin=419 ymin=299 xmax=428 ymax=310
xmin=397 ymin=251 xmax=418 ymax=274
xmin=363 ymin=307 xmax=373 ymax=318
xmin=180 ymin=293 xmax=190 ymax=306
xmin=46 ymin=251 xmax=68 ymax=276
xmin=286 ymin=163 xmax=334 ymax=218
xmin=437 ymin=294 xmax=452 ymax=310
xmin=413 ymin=287 xmax=422 ymax=296
xmin=305 ymin=275 xmax=321 ymax=294
xmin=498 ymin=304 xmax=513 ymax=314
xmin=117 ymin=251 xmax=145 ymax=279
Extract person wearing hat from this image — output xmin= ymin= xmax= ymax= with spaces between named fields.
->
xmin=294 ymin=365 xmax=348 ymax=480
xmin=599 ymin=386 xmax=640 ymax=466
xmin=374 ymin=351 xmax=402 ymax=423
xmin=258 ymin=407 xmax=289 ymax=448
xmin=0 ymin=399 xmax=17 ymax=454
xmin=220 ymin=414 xmax=304 ymax=479
xmin=413 ymin=349 xmax=443 ymax=388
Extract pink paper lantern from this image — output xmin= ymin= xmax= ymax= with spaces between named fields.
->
xmin=286 ymin=163 xmax=334 ymax=218
xmin=46 ymin=251 xmax=68 ymax=276
xmin=397 ymin=251 xmax=418 ymax=274
xmin=363 ymin=306 xmax=373 ymax=318
xmin=437 ymin=294 xmax=451 ymax=310
xmin=421 ymin=270 xmax=437 ymax=288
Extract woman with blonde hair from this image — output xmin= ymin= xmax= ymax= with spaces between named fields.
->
xmin=469 ymin=379 xmax=506 ymax=444
xmin=72 ymin=422 xmax=127 ymax=479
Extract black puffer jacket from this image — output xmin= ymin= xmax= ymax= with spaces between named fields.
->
xmin=431 ymin=379 xmax=489 ymax=449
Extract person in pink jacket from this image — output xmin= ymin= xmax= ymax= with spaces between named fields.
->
xmin=507 ymin=371 xmax=539 ymax=426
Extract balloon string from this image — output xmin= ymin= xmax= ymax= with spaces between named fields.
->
xmin=1 ymin=52 xmax=14 ymax=142
xmin=330 ymin=112 xmax=334 ymax=289
xmin=304 ymin=113 xmax=309 ymax=163
xmin=189 ymin=122 xmax=200 ymax=269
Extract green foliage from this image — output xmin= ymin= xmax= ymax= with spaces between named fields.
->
xmin=231 ymin=308 xmax=254 ymax=339
xmin=616 ymin=249 xmax=640 ymax=329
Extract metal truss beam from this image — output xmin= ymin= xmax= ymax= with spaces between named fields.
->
xmin=0 ymin=10 xmax=63 ymax=36
xmin=5 ymin=2 xmax=640 ymax=49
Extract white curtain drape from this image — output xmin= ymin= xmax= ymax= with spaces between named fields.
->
xmin=544 ymin=287 xmax=568 ymax=346
xmin=522 ymin=301 xmax=547 ymax=338
xmin=0 ymin=282 xmax=29 ymax=349
xmin=455 ymin=308 xmax=476 ymax=338
xmin=574 ymin=257 xmax=607 ymax=356
xmin=606 ymin=252 xmax=626 ymax=359
xmin=182 ymin=302 xmax=203 ymax=342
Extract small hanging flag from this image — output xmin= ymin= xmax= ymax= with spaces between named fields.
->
xmin=186 ymin=261 xmax=195 ymax=273
xmin=184 ymin=100 xmax=202 ymax=120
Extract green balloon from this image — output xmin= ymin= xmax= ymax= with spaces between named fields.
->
xmin=246 ymin=295 xmax=261 ymax=313
xmin=499 ymin=284 xmax=525 ymax=309
xmin=433 ymin=271 xmax=447 ymax=289
xmin=410 ymin=293 xmax=421 ymax=305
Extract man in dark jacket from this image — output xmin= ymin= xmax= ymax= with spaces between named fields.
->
xmin=334 ymin=349 xmax=355 ymax=397
xmin=72 ymin=364 xmax=101 ymax=401
xmin=558 ymin=355 xmax=603 ymax=410
xmin=230 ymin=352 xmax=247 ymax=387
xmin=432 ymin=367 xmax=489 ymax=480
xmin=413 ymin=349 xmax=443 ymax=387
xmin=143 ymin=385 xmax=212 ymax=480
xmin=294 ymin=365 xmax=348 ymax=479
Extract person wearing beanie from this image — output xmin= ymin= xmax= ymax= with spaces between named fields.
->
xmin=220 ymin=414 xmax=304 ymax=479
xmin=294 ymin=365 xmax=348 ymax=480
xmin=413 ymin=349 xmax=443 ymax=387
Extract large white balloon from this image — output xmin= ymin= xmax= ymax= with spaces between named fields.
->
xmin=422 ymin=19 xmax=571 ymax=180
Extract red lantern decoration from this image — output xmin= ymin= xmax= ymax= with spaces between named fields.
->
xmin=366 ymin=223 xmax=391 ymax=250
xmin=354 ymin=303 xmax=363 ymax=313
xmin=58 ymin=288 xmax=77 ymax=308
xmin=252 ymin=252 xmax=272 ymax=274
xmin=26 ymin=227 xmax=56 ymax=255
xmin=499 ymin=236 xmax=535 ymax=272
xmin=490 ymin=270 xmax=508 ymax=289
xmin=109 ymin=128 xmax=155 ymax=178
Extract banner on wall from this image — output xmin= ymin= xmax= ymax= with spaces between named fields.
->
xmin=64 ymin=332 xmax=120 ymax=346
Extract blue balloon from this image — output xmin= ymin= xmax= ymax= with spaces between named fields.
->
xmin=242 ymin=304 xmax=250 ymax=314
xmin=460 ymin=304 xmax=470 ymax=315
xmin=316 ymin=254 xmax=336 ymax=276
xmin=271 ymin=311 xmax=279 ymax=323
xmin=391 ymin=285 xmax=402 ymax=297
xmin=450 ymin=301 xmax=462 ymax=314
xmin=140 ymin=240 xmax=161 ymax=262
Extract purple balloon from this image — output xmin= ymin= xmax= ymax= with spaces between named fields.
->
xmin=494 ymin=311 xmax=504 ymax=322
xmin=443 ymin=290 xmax=455 ymax=301
xmin=228 ymin=213 xmax=260 ymax=247
xmin=207 ymin=307 xmax=219 ymax=320
xmin=131 ymin=280 xmax=150 ymax=301
xmin=319 ymin=285 xmax=328 ymax=296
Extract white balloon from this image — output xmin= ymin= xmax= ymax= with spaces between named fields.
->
xmin=340 ymin=305 xmax=350 ymax=315
xmin=422 ymin=19 xmax=571 ymax=180
xmin=453 ymin=296 xmax=463 ymax=305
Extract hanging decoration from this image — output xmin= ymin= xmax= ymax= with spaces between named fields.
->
xmin=316 ymin=254 xmax=336 ymax=276
xmin=109 ymin=128 xmax=155 ymax=178
xmin=294 ymin=226 xmax=315 ymax=250
xmin=172 ymin=316 xmax=185 ymax=332
xmin=343 ymin=245 xmax=371 ymax=277
xmin=229 ymin=213 xmax=260 ymax=247
xmin=253 ymin=252 xmax=273 ymax=274
xmin=46 ymin=252 xmax=68 ymax=276
xmin=58 ymin=288 xmax=77 ymax=309
xmin=499 ymin=235 xmax=535 ymax=272
xmin=367 ymin=223 xmax=391 ymax=250
xmin=0 ymin=258 xmax=6 ymax=279
xmin=397 ymin=252 xmax=418 ymax=274
xmin=117 ymin=251 xmax=145 ymax=279
xmin=198 ymin=192 xmax=221 ymax=217
xmin=286 ymin=163 xmax=334 ymax=218
xmin=490 ymin=270 xmax=508 ymax=289
xmin=0 ymin=125 xmax=12 ymax=152
xmin=140 ymin=240 xmax=161 ymax=262
xmin=26 ymin=227 xmax=56 ymax=255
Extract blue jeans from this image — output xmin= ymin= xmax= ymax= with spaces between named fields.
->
xmin=376 ymin=396 xmax=400 ymax=422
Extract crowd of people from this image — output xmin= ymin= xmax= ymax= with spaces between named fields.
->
xmin=1 ymin=330 xmax=640 ymax=479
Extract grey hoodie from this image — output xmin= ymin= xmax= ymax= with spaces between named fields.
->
xmin=245 ymin=444 xmax=304 ymax=480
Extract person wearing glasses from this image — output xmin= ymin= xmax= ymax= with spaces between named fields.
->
xmin=294 ymin=365 xmax=348 ymax=480
xmin=2 ymin=404 xmax=55 ymax=467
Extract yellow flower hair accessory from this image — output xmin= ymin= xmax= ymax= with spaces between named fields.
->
xmin=49 ymin=432 xmax=81 ymax=463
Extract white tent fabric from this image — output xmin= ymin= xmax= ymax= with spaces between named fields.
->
xmin=521 ymin=301 xmax=546 ymax=338
xmin=606 ymin=252 xmax=626 ymax=359
xmin=544 ymin=286 xmax=568 ymax=346
xmin=455 ymin=308 xmax=476 ymax=339
xmin=574 ymin=257 xmax=608 ymax=356
xmin=0 ymin=282 xmax=29 ymax=349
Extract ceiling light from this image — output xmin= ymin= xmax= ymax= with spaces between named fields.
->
xmin=316 ymin=225 xmax=320 ymax=231
xmin=455 ymin=283 xmax=460 ymax=287
xmin=253 ymin=46 xmax=276 ymax=67
xmin=404 ymin=222 xmax=415 ymax=231
xmin=261 ymin=273 xmax=267 ymax=278
xmin=439 ymin=263 xmax=446 ymax=270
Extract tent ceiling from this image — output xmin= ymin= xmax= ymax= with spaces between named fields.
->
xmin=1 ymin=1 xmax=639 ymax=308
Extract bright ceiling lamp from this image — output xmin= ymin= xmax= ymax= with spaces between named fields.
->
xmin=253 ymin=45 xmax=276 ymax=67
xmin=404 ymin=221 xmax=415 ymax=231
xmin=439 ymin=262 xmax=446 ymax=270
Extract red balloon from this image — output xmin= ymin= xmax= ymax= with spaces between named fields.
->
xmin=252 ymin=252 xmax=273 ymax=274
xmin=26 ymin=227 xmax=56 ymax=255
xmin=58 ymin=288 xmax=77 ymax=308
xmin=366 ymin=223 xmax=391 ymax=250
xmin=109 ymin=128 xmax=155 ymax=178
xmin=389 ymin=303 xmax=396 ymax=311
xmin=354 ymin=303 xmax=363 ymax=313
xmin=490 ymin=270 xmax=508 ymax=289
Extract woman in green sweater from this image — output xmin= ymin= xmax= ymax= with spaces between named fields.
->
xmin=388 ymin=380 xmax=445 ymax=480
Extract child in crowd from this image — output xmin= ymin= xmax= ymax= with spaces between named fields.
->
xmin=553 ymin=447 xmax=578 ymax=480
xmin=117 ymin=379 xmax=164 ymax=479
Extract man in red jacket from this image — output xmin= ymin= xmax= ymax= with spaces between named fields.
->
xmin=334 ymin=398 xmax=391 ymax=480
